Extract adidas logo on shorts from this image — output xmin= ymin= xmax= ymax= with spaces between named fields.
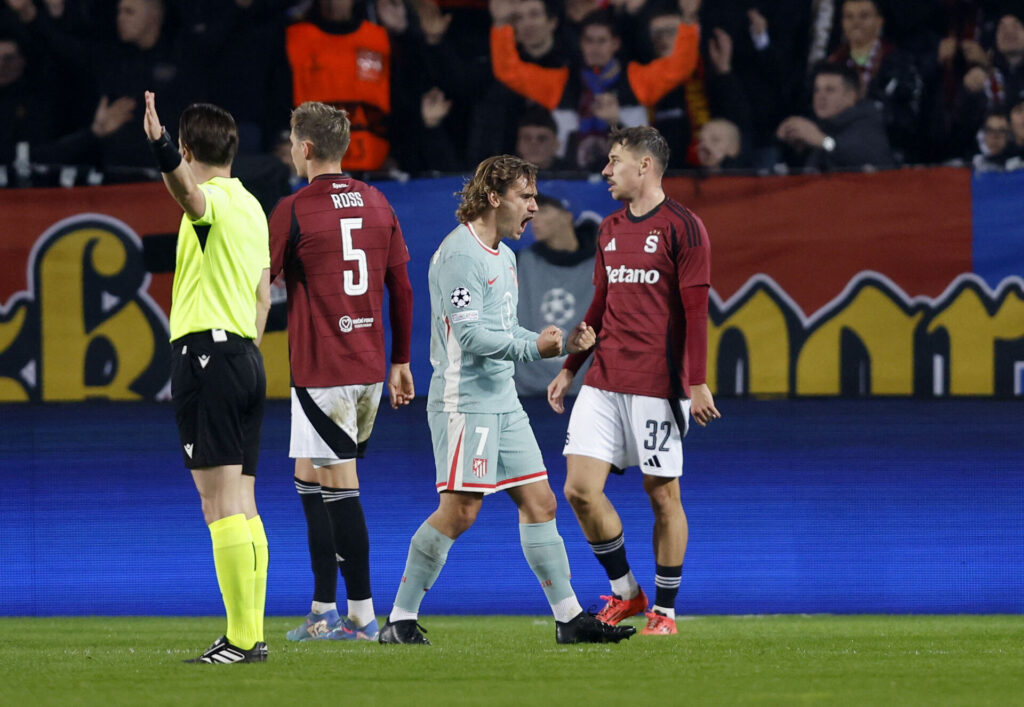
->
xmin=643 ymin=456 xmax=662 ymax=469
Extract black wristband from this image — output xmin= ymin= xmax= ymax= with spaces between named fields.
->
xmin=149 ymin=128 xmax=182 ymax=173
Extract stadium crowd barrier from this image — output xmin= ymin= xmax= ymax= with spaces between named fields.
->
xmin=0 ymin=167 xmax=1021 ymax=402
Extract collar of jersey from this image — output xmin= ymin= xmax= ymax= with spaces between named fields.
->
xmin=625 ymin=196 xmax=667 ymax=223
xmin=466 ymin=223 xmax=500 ymax=255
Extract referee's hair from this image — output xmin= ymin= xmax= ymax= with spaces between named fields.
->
xmin=608 ymin=126 xmax=670 ymax=175
xmin=178 ymin=103 xmax=238 ymax=167
xmin=291 ymin=102 xmax=351 ymax=163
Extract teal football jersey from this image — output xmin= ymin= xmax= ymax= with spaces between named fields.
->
xmin=426 ymin=223 xmax=542 ymax=413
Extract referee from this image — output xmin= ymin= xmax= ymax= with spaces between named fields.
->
xmin=144 ymin=91 xmax=272 ymax=664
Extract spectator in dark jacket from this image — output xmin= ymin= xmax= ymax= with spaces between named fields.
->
xmin=955 ymin=8 xmax=1024 ymax=157
xmin=827 ymin=0 xmax=923 ymax=163
xmin=11 ymin=0 xmax=202 ymax=176
xmin=0 ymin=28 xmax=135 ymax=180
xmin=776 ymin=61 xmax=894 ymax=169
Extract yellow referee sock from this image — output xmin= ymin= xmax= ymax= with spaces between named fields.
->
xmin=209 ymin=514 xmax=257 ymax=650
xmin=248 ymin=515 xmax=269 ymax=643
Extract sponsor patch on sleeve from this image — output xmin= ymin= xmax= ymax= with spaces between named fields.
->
xmin=450 ymin=310 xmax=479 ymax=323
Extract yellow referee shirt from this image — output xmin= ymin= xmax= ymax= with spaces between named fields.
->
xmin=169 ymin=177 xmax=270 ymax=341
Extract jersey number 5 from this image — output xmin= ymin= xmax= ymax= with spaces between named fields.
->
xmin=339 ymin=217 xmax=368 ymax=296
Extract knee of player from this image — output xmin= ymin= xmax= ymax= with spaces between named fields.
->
xmin=644 ymin=477 xmax=683 ymax=514
xmin=523 ymin=487 xmax=558 ymax=520
xmin=562 ymin=481 xmax=597 ymax=508
xmin=451 ymin=501 xmax=482 ymax=534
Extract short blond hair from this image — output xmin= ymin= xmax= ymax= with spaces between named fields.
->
xmin=290 ymin=102 xmax=351 ymax=162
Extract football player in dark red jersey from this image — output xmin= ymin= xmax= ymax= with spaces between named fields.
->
xmin=268 ymin=101 xmax=415 ymax=643
xmin=548 ymin=126 xmax=721 ymax=636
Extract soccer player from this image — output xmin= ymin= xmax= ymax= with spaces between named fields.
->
xmin=269 ymin=101 xmax=415 ymax=643
xmin=144 ymin=92 xmax=272 ymax=663
xmin=378 ymin=155 xmax=635 ymax=646
xmin=547 ymin=126 xmax=721 ymax=636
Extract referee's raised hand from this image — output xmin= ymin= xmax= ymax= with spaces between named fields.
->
xmin=143 ymin=91 xmax=163 ymax=142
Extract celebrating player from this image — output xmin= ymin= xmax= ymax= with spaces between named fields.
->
xmin=269 ymin=101 xmax=415 ymax=642
xmin=548 ymin=126 xmax=721 ymax=636
xmin=378 ymin=155 xmax=634 ymax=646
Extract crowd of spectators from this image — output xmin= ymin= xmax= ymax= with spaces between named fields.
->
xmin=5 ymin=0 xmax=1024 ymax=190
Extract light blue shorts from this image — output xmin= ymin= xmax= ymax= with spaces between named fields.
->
xmin=429 ymin=408 xmax=547 ymax=495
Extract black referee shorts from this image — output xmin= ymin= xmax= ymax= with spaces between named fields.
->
xmin=170 ymin=329 xmax=266 ymax=476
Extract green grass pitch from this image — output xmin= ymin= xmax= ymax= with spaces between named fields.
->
xmin=1 ymin=615 xmax=1022 ymax=706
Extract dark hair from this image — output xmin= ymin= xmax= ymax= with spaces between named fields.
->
xmin=535 ymin=193 xmax=569 ymax=211
xmin=841 ymin=0 xmax=883 ymax=17
xmin=983 ymin=109 xmax=1010 ymax=124
xmin=178 ymin=103 xmax=238 ymax=166
xmin=456 ymin=155 xmax=538 ymax=223
xmin=520 ymin=0 xmax=561 ymax=21
xmin=608 ymin=126 xmax=670 ymax=174
xmin=1002 ymin=7 xmax=1024 ymax=27
xmin=0 ymin=30 xmax=27 ymax=52
xmin=579 ymin=8 xmax=618 ymax=36
xmin=813 ymin=61 xmax=861 ymax=93
xmin=517 ymin=105 xmax=558 ymax=133
xmin=647 ymin=6 xmax=682 ymax=23
xmin=291 ymin=101 xmax=351 ymax=162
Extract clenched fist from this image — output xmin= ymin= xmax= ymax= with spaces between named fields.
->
xmin=536 ymin=325 xmax=564 ymax=358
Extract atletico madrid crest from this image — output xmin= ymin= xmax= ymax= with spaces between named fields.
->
xmin=472 ymin=457 xmax=488 ymax=478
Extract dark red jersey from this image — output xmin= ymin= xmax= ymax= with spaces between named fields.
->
xmin=269 ymin=174 xmax=411 ymax=387
xmin=567 ymin=197 xmax=711 ymax=399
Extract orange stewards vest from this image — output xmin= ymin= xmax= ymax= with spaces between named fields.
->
xmin=286 ymin=21 xmax=391 ymax=171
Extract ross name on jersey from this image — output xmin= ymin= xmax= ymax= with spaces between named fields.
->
xmin=331 ymin=192 xmax=364 ymax=209
xmin=605 ymin=264 xmax=661 ymax=284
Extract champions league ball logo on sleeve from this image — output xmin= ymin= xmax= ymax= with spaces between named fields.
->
xmin=450 ymin=287 xmax=472 ymax=308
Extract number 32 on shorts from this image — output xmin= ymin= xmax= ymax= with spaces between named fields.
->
xmin=644 ymin=419 xmax=672 ymax=452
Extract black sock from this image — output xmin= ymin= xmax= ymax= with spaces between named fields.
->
xmin=588 ymin=532 xmax=630 ymax=583
xmin=654 ymin=564 xmax=682 ymax=611
xmin=295 ymin=477 xmax=337 ymax=605
xmin=322 ymin=488 xmax=372 ymax=601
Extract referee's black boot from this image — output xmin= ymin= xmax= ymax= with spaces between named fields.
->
xmin=184 ymin=635 xmax=265 ymax=664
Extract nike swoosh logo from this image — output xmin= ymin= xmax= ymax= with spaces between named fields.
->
xmin=487 ymin=276 xmax=499 ymax=285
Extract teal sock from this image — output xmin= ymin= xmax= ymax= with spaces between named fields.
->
xmin=520 ymin=520 xmax=576 ymax=607
xmin=393 ymin=522 xmax=454 ymax=614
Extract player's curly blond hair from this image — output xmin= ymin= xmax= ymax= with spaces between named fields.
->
xmin=455 ymin=155 xmax=538 ymax=223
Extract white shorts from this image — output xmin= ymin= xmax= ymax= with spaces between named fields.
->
xmin=563 ymin=385 xmax=691 ymax=477
xmin=290 ymin=383 xmax=383 ymax=467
